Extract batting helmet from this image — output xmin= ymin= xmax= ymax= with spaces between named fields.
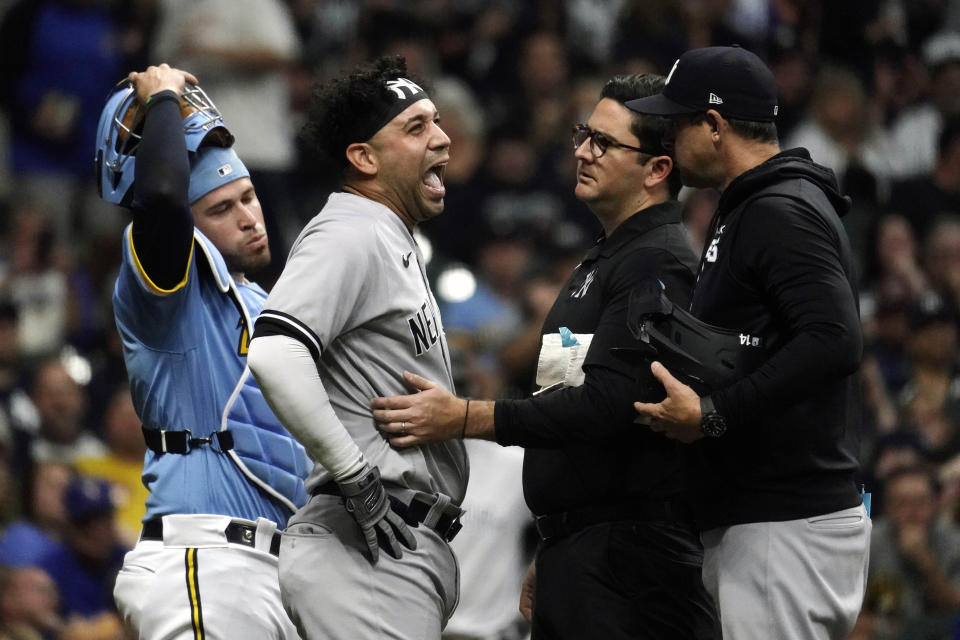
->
xmin=95 ymin=78 xmax=233 ymax=206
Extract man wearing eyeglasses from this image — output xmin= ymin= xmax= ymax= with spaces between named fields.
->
xmin=371 ymin=74 xmax=718 ymax=639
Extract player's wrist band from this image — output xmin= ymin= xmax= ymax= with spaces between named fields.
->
xmin=460 ymin=399 xmax=470 ymax=439
xmin=145 ymin=90 xmax=180 ymax=110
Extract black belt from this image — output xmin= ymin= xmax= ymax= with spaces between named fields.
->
xmin=140 ymin=518 xmax=281 ymax=557
xmin=534 ymin=498 xmax=690 ymax=544
xmin=312 ymin=483 xmax=463 ymax=543
xmin=142 ymin=426 xmax=235 ymax=455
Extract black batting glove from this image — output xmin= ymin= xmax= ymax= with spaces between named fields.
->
xmin=337 ymin=463 xmax=417 ymax=563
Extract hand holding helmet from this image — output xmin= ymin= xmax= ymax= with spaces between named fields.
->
xmin=128 ymin=64 xmax=198 ymax=106
xmin=95 ymin=65 xmax=233 ymax=206
xmin=115 ymin=64 xmax=200 ymax=149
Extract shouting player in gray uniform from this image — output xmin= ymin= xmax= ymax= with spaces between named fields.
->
xmin=247 ymin=56 xmax=468 ymax=639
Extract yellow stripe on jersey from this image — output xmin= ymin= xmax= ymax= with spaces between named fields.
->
xmin=185 ymin=548 xmax=205 ymax=640
xmin=238 ymin=324 xmax=250 ymax=356
xmin=127 ymin=225 xmax=195 ymax=295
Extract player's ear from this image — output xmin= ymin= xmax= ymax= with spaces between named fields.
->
xmin=644 ymin=155 xmax=673 ymax=190
xmin=705 ymin=109 xmax=723 ymax=137
xmin=345 ymin=142 xmax=378 ymax=176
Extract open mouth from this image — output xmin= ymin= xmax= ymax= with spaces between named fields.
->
xmin=423 ymin=162 xmax=447 ymax=197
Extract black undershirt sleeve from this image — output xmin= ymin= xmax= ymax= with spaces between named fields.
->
xmin=494 ymin=365 xmax=636 ymax=448
xmin=711 ymin=197 xmax=862 ymax=431
xmin=494 ymin=248 xmax=695 ymax=448
xmin=129 ymin=90 xmax=194 ymax=291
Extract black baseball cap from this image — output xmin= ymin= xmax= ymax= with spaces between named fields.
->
xmin=625 ymin=46 xmax=779 ymax=122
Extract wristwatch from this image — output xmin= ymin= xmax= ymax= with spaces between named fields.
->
xmin=700 ymin=396 xmax=727 ymax=438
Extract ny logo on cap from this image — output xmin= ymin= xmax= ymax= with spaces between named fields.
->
xmin=665 ymin=59 xmax=679 ymax=84
xmin=709 ymin=93 xmax=723 ymax=105
xmin=386 ymin=78 xmax=424 ymax=99
xmin=217 ymin=164 xmax=233 ymax=177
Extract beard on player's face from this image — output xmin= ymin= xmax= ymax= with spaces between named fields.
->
xmin=222 ymin=244 xmax=271 ymax=277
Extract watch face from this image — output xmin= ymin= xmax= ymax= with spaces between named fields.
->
xmin=702 ymin=413 xmax=727 ymax=438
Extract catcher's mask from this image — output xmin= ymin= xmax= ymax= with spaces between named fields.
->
xmin=95 ymin=78 xmax=233 ymax=206
xmin=612 ymin=279 xmax=769 ymax=396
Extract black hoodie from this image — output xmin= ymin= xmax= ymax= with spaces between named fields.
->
xmin=687 ymin=148 xmax=863 ymax=530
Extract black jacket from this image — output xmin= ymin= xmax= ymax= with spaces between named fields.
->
xmin=495 ymin=201 xmax=698 ymax=516
xmin=689 ymin=148 xmax=863 ymax=529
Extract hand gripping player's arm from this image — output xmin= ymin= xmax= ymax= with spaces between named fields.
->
xmin=247 ymin=334 xmax=416 ymax=563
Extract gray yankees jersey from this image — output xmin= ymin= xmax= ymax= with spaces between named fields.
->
xmin=260 ymin=192 xmax=467 ymax=503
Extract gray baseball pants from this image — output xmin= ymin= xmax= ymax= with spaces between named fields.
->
xmin=279 ymin=493 xmax=459 ymax=639
xmin=701 ymin=503 xmax=871 ymax=640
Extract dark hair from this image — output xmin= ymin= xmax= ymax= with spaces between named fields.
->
xmin=0 ymin=299 xmax=16 ymax=324
xmin=938 ymin=114 xmax=960 ymax=158
xmin=884 ymin=463 xmax=941 ymax=497
xmin=685 ymin=112 xmax=779 ymax=145
xmin=600 ymin=73 xmax=681 ymax=197
xmin=727 ymin=117 xmax=779 ymax=145
xmin=301 ymin=55 xmax=425 ymax=182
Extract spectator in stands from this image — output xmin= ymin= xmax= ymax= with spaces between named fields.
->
xmin=0 ymin=0 xmax=125 ymax=244
xmin=75 ymin=385 xmax=147 ymax=547
xmin=897 ymin=292 xmax=960 ymax=464
xmin=0 ymin=460 xmax=71 ymax=568
xmin=21 ymin=359 xmax=104 ymax=472
xmin=35 ymin=476 xmax=126 ymax=623
xmin=785 ymin=65 xmax=894 ymax=195
xmin=0 ymin=207 xmax=68 ymax=363
xmin=889 ymin=31 xmax=960 ymax=178
xmin=865 ymin=465 xmax=960 ymax=639
xmin=924 ymin=215 xmax=960 ymax=315
xmin=153 ymin=0 xmax=302 ymax=285
xmin=0 ymin=566 xmax=61 ymax=640
xmin=889 ymin=115 xmax=960 ymax=241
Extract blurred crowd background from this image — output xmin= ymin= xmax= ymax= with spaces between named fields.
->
xmin=0 ymin=0 xmax=958 ymax=639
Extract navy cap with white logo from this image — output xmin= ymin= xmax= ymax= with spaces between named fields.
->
xmin=626 ymin=46 xmax=779 ymax=122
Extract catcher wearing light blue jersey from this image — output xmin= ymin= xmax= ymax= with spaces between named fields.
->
xmin=96 ymin=64 xmax=309 ymax=639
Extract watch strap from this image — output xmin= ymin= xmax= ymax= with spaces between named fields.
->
xmin=700 ymin=395 xmax=716 ymax=417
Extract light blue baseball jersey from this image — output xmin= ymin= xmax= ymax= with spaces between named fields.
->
xmin=114 ymin=225 xmax=311 ymax=526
